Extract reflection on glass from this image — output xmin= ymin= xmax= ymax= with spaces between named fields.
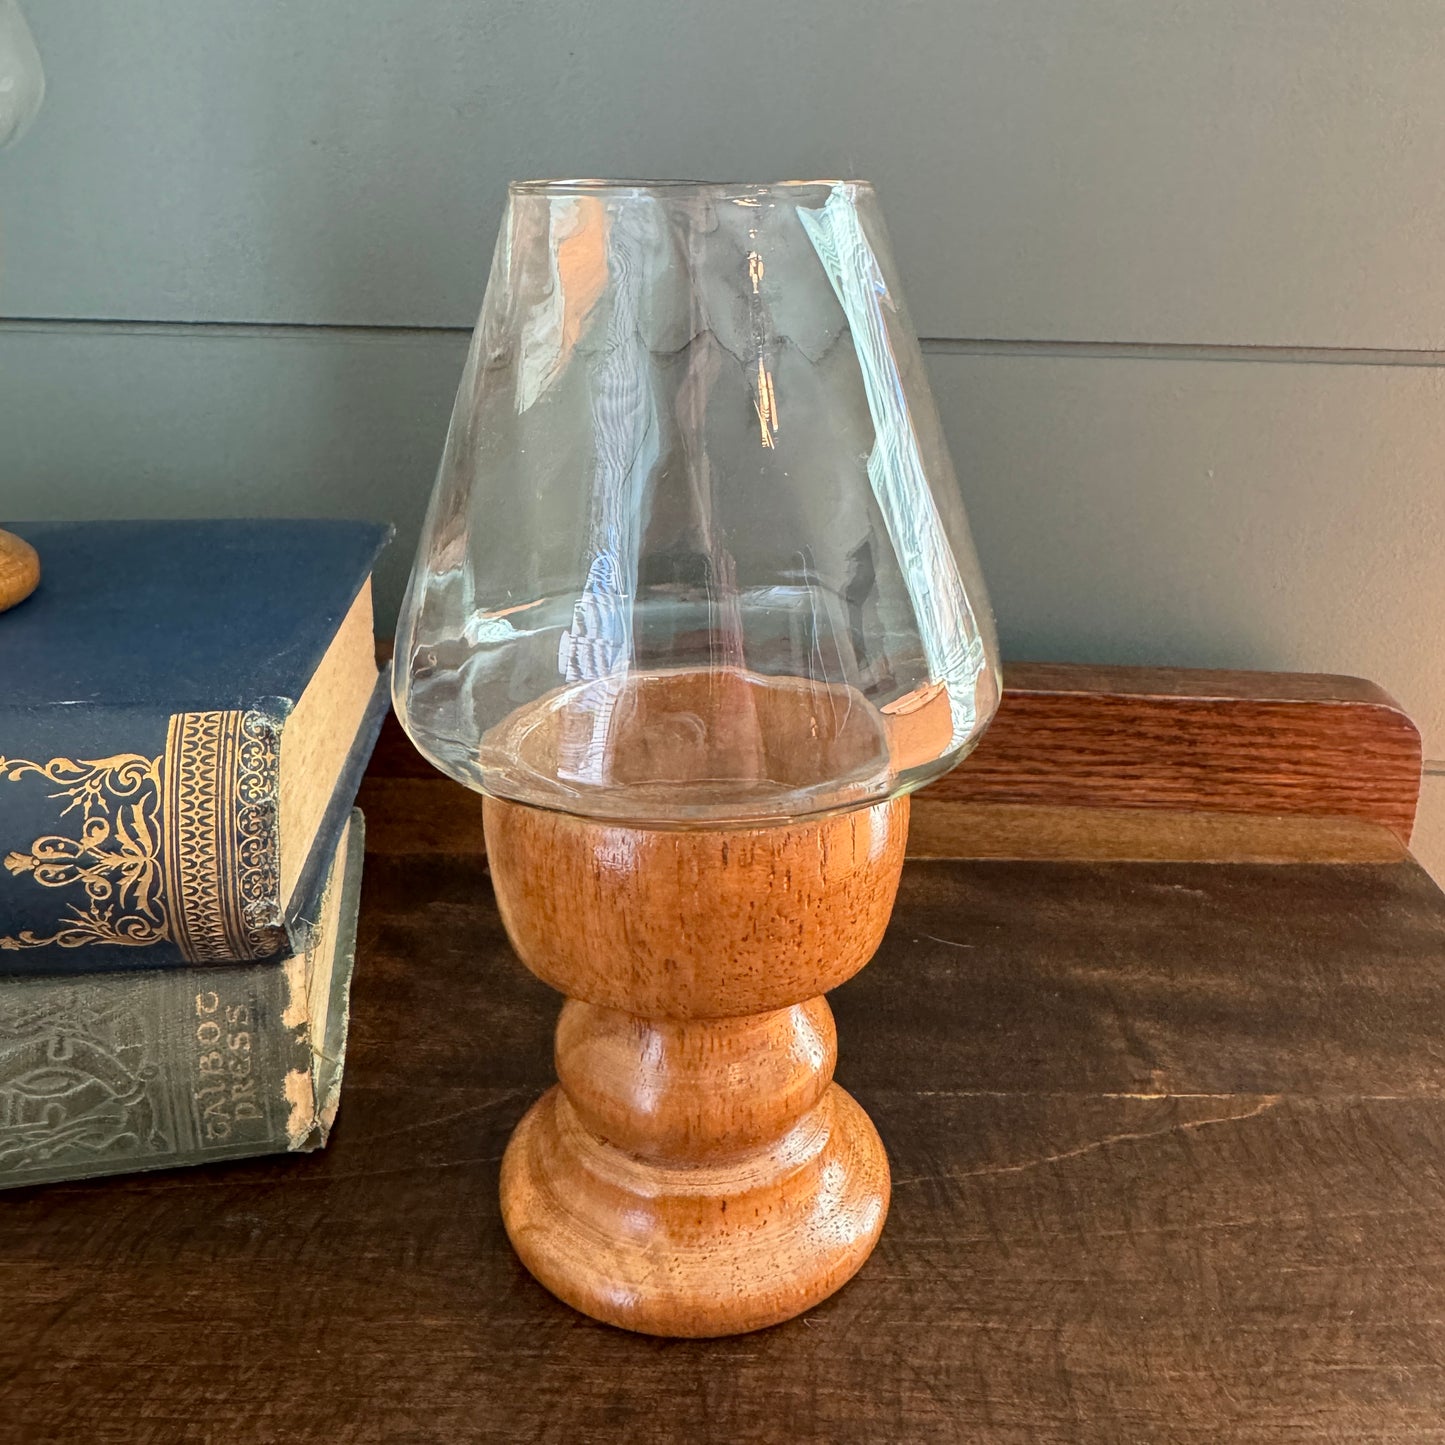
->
xmin=395 ymin=178 xmax=1000 ymax=826
xmin=0 ymin=0 xmax=44 ymax=151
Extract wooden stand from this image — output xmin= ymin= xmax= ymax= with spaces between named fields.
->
xmin=485 ymin=792 xmax=909 ymax=1337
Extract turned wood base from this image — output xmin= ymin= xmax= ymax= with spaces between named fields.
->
xmin=484 ymin=792 xmax=909 ymax=1338
xmin=502 ymin=1078 xmax=888 ymax=1337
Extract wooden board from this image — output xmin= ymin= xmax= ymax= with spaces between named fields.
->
xmin=940 ymin=663 xmax=1423 ymax=843
xmin=4 ymin=842 xmax=1445 ymax=1442
xmin=906 ymin=799 xmax=1408 ymax=864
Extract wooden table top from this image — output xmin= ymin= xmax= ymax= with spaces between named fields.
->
xmin=4 ymin=793 xmax=1445 ymax=1443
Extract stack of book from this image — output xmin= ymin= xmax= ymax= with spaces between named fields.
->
xmin=0 ymin=519 xmax=390 ymax=1188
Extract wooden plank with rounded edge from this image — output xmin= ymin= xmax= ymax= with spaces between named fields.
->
xmin=935 ymin=663 xmax=1423 ymax=842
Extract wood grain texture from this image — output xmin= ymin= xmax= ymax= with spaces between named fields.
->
xmin=485 ymin=793 xmax=904 ymax=1336
xmin=555 ymin=998 xmax=837 ymax=1160
xmin=483 ymin=794 xmax=908 ymax=1019
xmin=907 ymin=799 xmax=1409 ymax=864
xmin=941 ymin=662 xmax=1423 ymax=842
xmin=0 ymin=527 xmax=39 ymax=612
xmin=5 ymin=844 xmax=1445 ymax=1440
xmin=502 ymin=1083 xmax=888 ymax=1338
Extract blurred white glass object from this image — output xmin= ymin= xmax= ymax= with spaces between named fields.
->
xmin=0 ymin=0 xmax=43 ymax=150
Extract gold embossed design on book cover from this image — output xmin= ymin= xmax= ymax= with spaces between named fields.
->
xmin=0 ymin=753 xmax=169 ymax=950
xmin=163 ymin=711 xmax=286 ymax=962
xmin=1 ymin=711 xmax=286 ymax=961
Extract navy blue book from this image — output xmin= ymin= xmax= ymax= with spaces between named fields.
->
xmin=0 ymin=519 xmax=390 ymax=974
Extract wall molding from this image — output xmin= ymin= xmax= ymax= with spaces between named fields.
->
xmin=7 ymin=316 xmax=1445 ymax=370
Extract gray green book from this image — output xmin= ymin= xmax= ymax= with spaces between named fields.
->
xmin=0 ymin=810 xmax=364 ymax=1190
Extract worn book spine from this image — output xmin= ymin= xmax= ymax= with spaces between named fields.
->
xmin=0 ymin=681 xmax=386 ymax=973
xmin=0 ymin=813 xmax=363 ymax=1191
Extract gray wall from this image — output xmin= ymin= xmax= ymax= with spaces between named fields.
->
xmin=3 ymin=1 xmax=1443 ymax=870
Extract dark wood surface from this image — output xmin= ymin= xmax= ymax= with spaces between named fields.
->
xmin=2 ymin=664 xmax=1439 ymax=1442
xmin=4 ymin=824 xmax=1445 ymax=1443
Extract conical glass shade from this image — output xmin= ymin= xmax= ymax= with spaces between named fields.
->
xmin=395 ymin=178 xmax=1000 ymax=826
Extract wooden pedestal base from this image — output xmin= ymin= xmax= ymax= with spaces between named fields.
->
xmin=501 ymin=1075 xmax=888 ymax=1338
xmin=484 ymin=792 xmax=908 ymax=1338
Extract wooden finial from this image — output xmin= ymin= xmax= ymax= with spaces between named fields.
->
xmin=487 ymin=790 xmax=906 ymax=1336
xmin=0 ymin=529 xmax=39 ymax=613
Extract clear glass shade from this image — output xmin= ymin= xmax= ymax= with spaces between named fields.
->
xmin=395 ymin=178 xmax=1000 ymax=826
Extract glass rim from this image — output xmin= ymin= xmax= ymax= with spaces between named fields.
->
xmin=508 ymin=176 xmax=874 ymax=198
